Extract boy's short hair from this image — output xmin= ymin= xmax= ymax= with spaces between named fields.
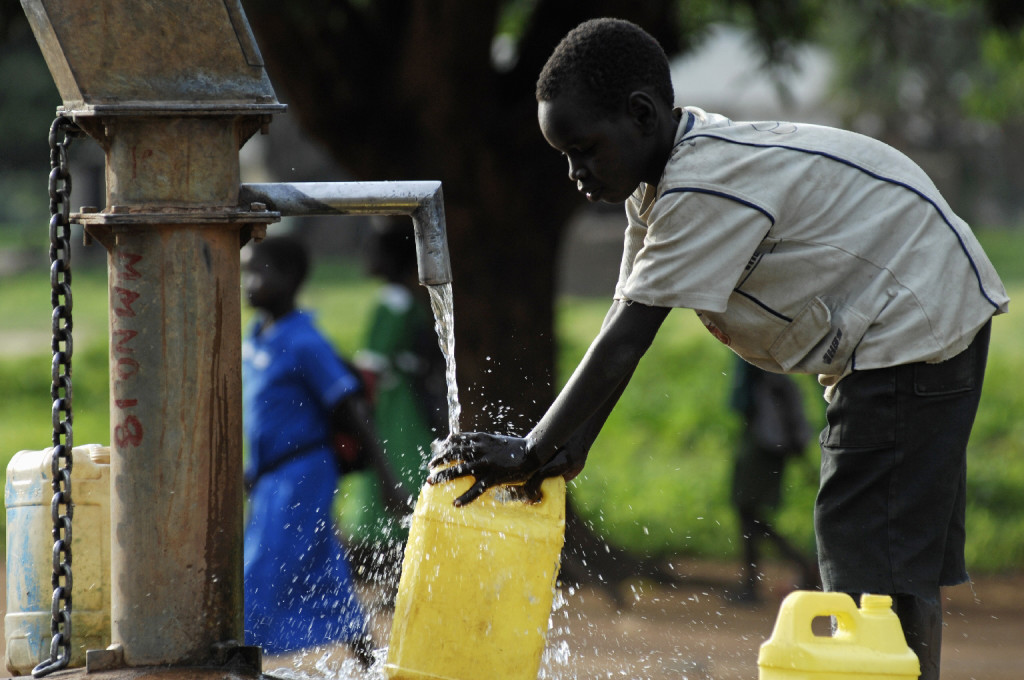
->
xmin=536 ymin=17 xmax=674 ymax=116
xmin=253 ymin=234 xmax=310 ymax=289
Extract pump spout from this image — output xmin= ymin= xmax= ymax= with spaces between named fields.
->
xmin=239 ymin=181 xmax=452 ymax=285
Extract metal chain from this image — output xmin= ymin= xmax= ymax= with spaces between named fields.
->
xmin=33 ymin=116 xmax=81 ymax=679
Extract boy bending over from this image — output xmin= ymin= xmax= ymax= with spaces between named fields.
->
xmin=429 ymin=18 xmax=1008 ymax=680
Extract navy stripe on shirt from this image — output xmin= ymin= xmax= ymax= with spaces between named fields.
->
xmin=681 ymin=133 xmax=1003 ymax=311
xmin=734 ymin=288 xmax=792 ymax=322
xmin=659 ymin=186 xmax=776 ymax=226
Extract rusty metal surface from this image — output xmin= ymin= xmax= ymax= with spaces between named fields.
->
xmin=103 ymin=118 xmax=246 ymax=207
xmin=105 ymin=224 xmax=245 ymax=666
xmin=15 ymin=0 xmax=300 ymax=672
xmin=71 ymin=110 xmax=272 ymax=670
xmin=63 ymin=117 xmax=262 ymax=209
xmin=19 ymin=0 xmax=284 ymax=115
xmin=77 ymin=210 xmax=280 ymax=226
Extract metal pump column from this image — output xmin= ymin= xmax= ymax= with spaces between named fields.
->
xmin=21 ymin=0 xmax=284 ymax=671
xmin=20 ymin=2 xmax=456 ymax=675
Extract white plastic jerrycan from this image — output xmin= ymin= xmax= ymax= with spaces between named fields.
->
xmin=5 ymin=444 xmax=111 ymax=675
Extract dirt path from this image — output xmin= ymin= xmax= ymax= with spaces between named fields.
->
xmin=530 ymin=559 xmax=1024 ymax=680
xmin=4 ymin=559 xmax=1023 ymax=679
xmin=356 ymin=558 xmax=1024 ymax=680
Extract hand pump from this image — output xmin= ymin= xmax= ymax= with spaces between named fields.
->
xmin=18 ymin=2 xmax=451 ymax=678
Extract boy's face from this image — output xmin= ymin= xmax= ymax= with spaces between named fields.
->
xmin=538 ymin=92 xmax=653 ymax=204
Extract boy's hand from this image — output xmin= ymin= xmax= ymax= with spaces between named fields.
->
xmin=521 ymin=443 xmax=588 ymax=501
xmin=427 ymin=432 xmax=544 ymax=506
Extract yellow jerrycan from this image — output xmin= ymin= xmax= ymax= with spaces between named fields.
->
xmin=5 ymin=444 xmax=112 ymax=675
xmin=758 ymin=591 xmax=920 ymax=680
xmin=385 ymin=474 xmax=566 ymax=680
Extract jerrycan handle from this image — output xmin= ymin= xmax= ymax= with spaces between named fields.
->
xmin=482 ymin=477 xmax=566 ymax=514
xmin=777 ymin=591 xmax=874 ymax=645
xmin=492 ymin=483 xmax=543 ymax=504
xmin=429 ymin=474 xmax=566 ymax=525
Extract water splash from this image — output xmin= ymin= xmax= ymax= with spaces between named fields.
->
xmin=265 ymin=284 xmax=726 ymax=680
xmin=262 ymin=644 xmax=387 ymax=680
xmin=427 ymin=282 xmax=461 ymax=436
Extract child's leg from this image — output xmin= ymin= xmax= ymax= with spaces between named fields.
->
xmin=732 ymin=441 xmax=786 ymax=600
xmin=348 ymin=633 xmax=377 ymax=669
xmin=758 ymin=521 xmax=818 ymax=589
xmin=815 ymin=323 xmax=990 ymax=679
xmin=893 ymin=593 xmax=942 ymax=680
xmin=738 ymin=510 xmax=761 ymax=600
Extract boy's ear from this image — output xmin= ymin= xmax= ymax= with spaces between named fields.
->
xmin=626 ymin=91 xmax=660 ymax=135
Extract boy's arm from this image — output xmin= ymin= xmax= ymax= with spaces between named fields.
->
xmin=517 ymin=367 xmax=635 ymax=500
xmin=429 ymin=299 xmax=669 ymax=505
xmin=529 ymin=299 xmax=668 ymax=461
xmin=529 ymin=296 xmax=642 ymax=483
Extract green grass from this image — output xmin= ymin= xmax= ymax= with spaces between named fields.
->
xmin=558 ymin=225 xmax=1024 ymax=571
xmin=2 ymin=227 xmax=1023 ymax=573
xmin=557 ymin=300 xmax=819 ymax=560
xmin=559 ymin=298 xmax=1024 ymax=573
xmin=0 ymin=255 xmax=382 ymax=553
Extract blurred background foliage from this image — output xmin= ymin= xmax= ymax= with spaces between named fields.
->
xmin=2 ymin=0 xmax=1023 ymax=576
xmin=2 ymin=245 xmax=1022 ymax=572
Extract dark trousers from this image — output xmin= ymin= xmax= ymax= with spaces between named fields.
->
xmin=816 ymin=322 xmax=991 ymax=680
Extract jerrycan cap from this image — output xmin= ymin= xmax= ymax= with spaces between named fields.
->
xmin=859 ymin=593 xmax=893 ymax=611
xmin=82 ymin=444 xmax=111 ymax=465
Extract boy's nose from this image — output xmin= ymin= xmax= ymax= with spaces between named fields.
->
xmin=568 ymin=160 xmax=587 ymax=181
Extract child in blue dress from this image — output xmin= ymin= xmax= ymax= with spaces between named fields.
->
xmin=241 ymin=234 xmax=396 ymax=667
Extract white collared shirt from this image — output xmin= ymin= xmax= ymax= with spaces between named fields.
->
xmin=616 ymin=108 xmax=1008 ymax=385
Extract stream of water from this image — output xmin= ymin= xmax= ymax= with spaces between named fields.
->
xmin=262 ymin=282 xmax=625 ymax=680
xmin=427 ymin=282 xmax=461 ymax=437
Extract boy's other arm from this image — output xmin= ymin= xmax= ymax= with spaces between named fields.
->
xmin=429 ymin=300 xmax=669 ymax=505
xmin=530 ymin=299 xmax=668 ymax=460
xmin=517 ymin=363 xmax=636 ymax=501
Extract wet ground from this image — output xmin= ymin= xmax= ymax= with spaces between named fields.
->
xmin=272 ymin=558 xmax=1024 ymax=680
xmin=529 ymin=559 xmax=1024 ymax=680
xmin=3 ymin=559 xmax=1023 ymax=679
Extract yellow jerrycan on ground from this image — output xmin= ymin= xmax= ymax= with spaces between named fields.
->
xmin=385 ymin=474 xmax=566 ymax=680
xmin=5 ymin=444 xmax=112 ymax=675
xmin=759 ymin=591 xmax=920 ymax=680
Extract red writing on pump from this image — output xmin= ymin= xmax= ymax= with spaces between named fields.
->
xmin=112 ymin=252 xmax=144 ymax=448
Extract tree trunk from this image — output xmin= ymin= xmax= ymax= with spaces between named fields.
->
xmin=245 ymin=0 xmax=687 ymax=589
xmin=245 ymin=0 xmax=681 ymax=427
